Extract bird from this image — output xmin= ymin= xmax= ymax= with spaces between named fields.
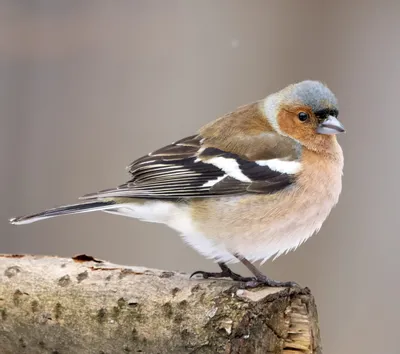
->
xmin=10 ymin=80 xmax=345 ymax=287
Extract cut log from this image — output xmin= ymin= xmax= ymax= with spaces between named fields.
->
xmin=0 ymin=254 xmax=321 ymax=353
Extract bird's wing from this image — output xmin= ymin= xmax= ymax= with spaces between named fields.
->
xmin=81 ymin=133 xmax=301 ymax=200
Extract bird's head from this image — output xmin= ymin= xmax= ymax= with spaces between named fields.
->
xmin=264 ymin=80 xmax=345 ymax=152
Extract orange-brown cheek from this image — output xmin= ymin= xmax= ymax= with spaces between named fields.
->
xmin=277 ymin=110 xmax=316 ymax=143
xmin=277 ymin=110 xmax=300 ymax=138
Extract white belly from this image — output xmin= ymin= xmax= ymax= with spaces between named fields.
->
xmin=178 ymin=206 xmax=330 ymax=264
xmin=104 ymin=201 xmax=238 ymax=262
xmin=104 ymin=197 xmax=334 ymax=264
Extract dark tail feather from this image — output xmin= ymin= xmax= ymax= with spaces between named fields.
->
xmin=9 ymin=200 xmax=116 ymax=225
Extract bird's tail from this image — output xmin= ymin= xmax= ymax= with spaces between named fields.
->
xmin=9 ymin=199 xmax=117 ymax=225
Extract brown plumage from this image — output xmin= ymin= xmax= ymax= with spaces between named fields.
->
xmin=10 ymin=80 xmax=345 ymax=287
xmin=200 ymin=102 xmax=297 ymax=160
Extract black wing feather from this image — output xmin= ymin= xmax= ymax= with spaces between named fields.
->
xmin=81 ymin=135 xmax=296 ymax=200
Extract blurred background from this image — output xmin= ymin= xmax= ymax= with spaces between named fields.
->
xmin=1 ymin=1 xmax=399 ymax=353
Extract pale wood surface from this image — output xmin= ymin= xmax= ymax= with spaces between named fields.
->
xmin=0 ymin=254 xmax=321 ymax=353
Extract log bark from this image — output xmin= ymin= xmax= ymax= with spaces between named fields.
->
xmin=0 ymin=254 xmax=321 ymax=354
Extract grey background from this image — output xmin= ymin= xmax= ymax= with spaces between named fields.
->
xmin=1 ymin=1 xmax=399 ymax=353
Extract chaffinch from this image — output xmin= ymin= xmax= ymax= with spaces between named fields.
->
xmin=10 ymin=80 xmax=345 ymax=287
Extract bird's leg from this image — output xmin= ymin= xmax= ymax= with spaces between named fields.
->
xmin=235 ymin=254 xmax=299 ymax=288
xmin=190 ymin=262 xmax=253 ymax=282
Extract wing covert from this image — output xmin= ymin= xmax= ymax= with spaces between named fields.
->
xmin=81 ymin=133 xmax=301 ymax=200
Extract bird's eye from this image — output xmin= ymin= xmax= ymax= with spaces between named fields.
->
xmin=298 ymin=112 xmax=309 ymax=122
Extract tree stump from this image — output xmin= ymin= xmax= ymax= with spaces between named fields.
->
xmin=0 ymin=254 xmax=321 ymax=353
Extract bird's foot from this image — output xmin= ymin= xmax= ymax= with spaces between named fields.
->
xmin=190 ymin=269 xmax=253 ymax=282
xmin=190 ymin=260 xmax=299 ymax=288
xmin=241 ymin=275 xmax=299 ymax=289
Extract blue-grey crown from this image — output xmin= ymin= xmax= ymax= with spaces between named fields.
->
xmin=287 ymin=80 xmax=338 ymax=113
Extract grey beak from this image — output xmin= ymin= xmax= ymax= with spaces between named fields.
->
xmin=316 ymin=115 xmax=345 ymax=135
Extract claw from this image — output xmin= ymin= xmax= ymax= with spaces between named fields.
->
xmin=190 ymin=270 xmax=211 ymax=279
xmin=190 ymin=268 xmax=253 ymax=282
